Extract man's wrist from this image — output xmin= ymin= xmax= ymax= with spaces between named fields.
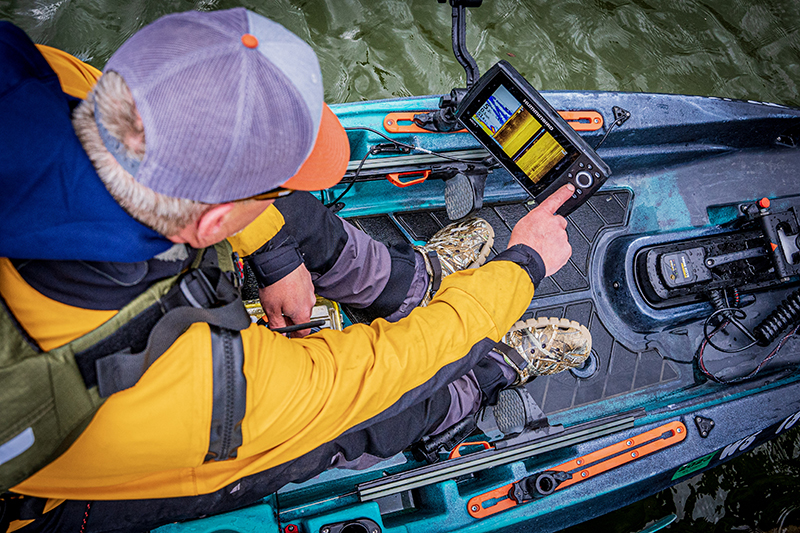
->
xmin=489 ymin=244 xmax=546 ymax=288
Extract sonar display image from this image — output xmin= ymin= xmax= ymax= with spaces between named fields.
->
xmin=472 ymin=85 xmax=567 ymax=184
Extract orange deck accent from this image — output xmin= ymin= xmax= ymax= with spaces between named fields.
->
xmin=449 ymin=441 xmax=492 ymax=459
xmin=383 ymin=110 xmax=604 ymax=134
xmin=558 ymin=110 xmax=604 ymax=131
xmin=467 ymin=420 xmax=687 ymax=519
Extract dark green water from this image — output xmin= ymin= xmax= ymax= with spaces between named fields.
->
xmin=3 ymin=0 xmax=800 ymax=106
xmin=2 ymin=0 xmax=799 ymax=531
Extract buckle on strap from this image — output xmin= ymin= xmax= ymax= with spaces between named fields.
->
xmin=492 ymin=342 xmax=529 ymax=371
xmin=179 ymin=269 xmax=218 ymax=308
xmin=90 ymin=267 xmax=251 ymax=398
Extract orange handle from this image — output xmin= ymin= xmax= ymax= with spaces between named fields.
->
xmin=449 ymin=441 xmax=493 ymax=459
xmin=387 ymin=169 xmax=431 ymax=188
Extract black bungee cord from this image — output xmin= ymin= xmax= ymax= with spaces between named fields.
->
xmin=594 ymin=106 xmax=631 ymax=150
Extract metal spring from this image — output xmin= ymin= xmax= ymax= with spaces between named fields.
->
xmin=755 ymin=287 xmax=800 ymax=345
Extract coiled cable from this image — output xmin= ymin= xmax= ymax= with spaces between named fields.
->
xmin=754 ymin=287 xmax=800 ymax=345
xmin=698 ymin=287 xmax=800 ymax=384
xmin=702 ymin=288 xmax=758 ymax=353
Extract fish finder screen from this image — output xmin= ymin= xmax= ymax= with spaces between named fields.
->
xmin=470 ymin=85 xmax=567 ymax=185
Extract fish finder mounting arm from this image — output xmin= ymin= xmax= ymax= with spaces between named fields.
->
xmin=447 ymin=0 xmax=481 ymax=87
xmin=417 ymin=1 xmax=612 ymax=219
xmin=414 ymin=0 xmax=482 ymax=134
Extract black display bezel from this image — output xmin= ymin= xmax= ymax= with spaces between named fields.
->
xmin=457 ymin=64 xmax=583 ymax=198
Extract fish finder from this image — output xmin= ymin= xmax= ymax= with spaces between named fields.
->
xmin=457 ymin=60 xmax=611 ymax=216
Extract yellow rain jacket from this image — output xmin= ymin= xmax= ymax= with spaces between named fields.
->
xmin=2 ymin=49 xmax=536 ymax=502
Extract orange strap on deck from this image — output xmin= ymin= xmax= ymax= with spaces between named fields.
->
xmin=383 ymin=110 xmax=603 ymax=134
xmin=467 ymin=420 xmax=687 ymax=519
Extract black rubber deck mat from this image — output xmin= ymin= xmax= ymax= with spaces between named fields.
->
xmin=350 ymin=190 xmax=631 ymax=298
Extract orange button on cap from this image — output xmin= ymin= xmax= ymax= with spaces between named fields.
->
xmin=242 ymin=34 xmax=259 ymax=49
xmin=758 ymin=197 xmax=771 ymax=209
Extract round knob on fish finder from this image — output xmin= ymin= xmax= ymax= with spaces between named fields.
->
xmin=758 ymin=197 xmax=771 ymax=209
xmin=575 ymin=171 xmax=593 ymax=189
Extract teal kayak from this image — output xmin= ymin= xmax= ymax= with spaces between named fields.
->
xmin=156 ymin=87 xmax=800 ymax=533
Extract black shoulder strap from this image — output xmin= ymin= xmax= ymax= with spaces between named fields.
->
xmin=94 ymin=287 xmax=250 ymax=396
xmin=73 ymin=245 xmax=251 ymax=397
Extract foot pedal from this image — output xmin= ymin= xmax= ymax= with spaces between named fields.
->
xmin=444 ymin=169 xmax=487 ymax=221
xmin=477 ymin=387 xmax=548 ymax=440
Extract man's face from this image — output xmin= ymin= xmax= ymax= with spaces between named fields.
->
xmin=167 ymin=198 xmax=274 ymax=249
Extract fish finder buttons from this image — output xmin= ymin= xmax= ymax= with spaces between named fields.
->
xmin=457 ymin=60 xmax=611 ymax=216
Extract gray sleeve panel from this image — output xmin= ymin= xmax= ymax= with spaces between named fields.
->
xmin=430 ymin=371 xmax=482 ymax=435
xmin=205 ymin=326 xmax=246 ymax=462
xmin=310 ymin=221 xmax=393 ymax=306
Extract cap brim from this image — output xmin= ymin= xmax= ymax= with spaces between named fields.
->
xmin=282 ymin=103 xmax=349 ymax=191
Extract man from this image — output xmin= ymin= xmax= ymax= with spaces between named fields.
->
xmin=0 ymin=8 xmax=585 ymax=532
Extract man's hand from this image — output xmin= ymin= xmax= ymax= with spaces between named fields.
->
xmin=507 ymin=183 xmax=574 ymax=277
xmin=258 ymin=264 xmax=316 ymax=338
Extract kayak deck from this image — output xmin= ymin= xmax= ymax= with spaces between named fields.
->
xmin=156 ymin=91 xmax=800 ymax=533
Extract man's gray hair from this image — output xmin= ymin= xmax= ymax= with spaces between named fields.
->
xmin=72 ymin=71 xmax=209 ymax=237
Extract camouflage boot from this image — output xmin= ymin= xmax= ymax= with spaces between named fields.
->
xmin=494 ymin=317 xmax=592 ymax=384
xmin=415 ymin=217 xmax=494 ymax=306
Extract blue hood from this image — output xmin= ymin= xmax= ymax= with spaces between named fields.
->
xmin=0 ymin=21 xmax=173 ymax=262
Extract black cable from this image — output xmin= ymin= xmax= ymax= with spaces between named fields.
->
xmin=702 ymin=308 xmax=759 ymax=353
xmin=325 ymin=146 xmax=376 ymax=208
xmin=594 ymin=106 xmax=631 ymax=150
xmin=702 ymin=287 xmax=757 ymax=353
xmin=698 ymin=322 xmax=799 ymax=384
xmin=343 ymin=126 xmax=479 ymax=164
xmin=327 ymin=126 xmax=488 ymax=209
xmin=754 ymin=286 xmax=800 ymax=345
xmin=697 ymin=287 xmax=800 ymax=383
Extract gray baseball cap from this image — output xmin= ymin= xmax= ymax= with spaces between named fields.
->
xmin=103 ymin=8 xmax=349 ymax=203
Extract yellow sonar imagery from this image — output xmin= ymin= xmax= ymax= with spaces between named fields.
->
xmin=488 ymin=99 xmax=567 ymax=185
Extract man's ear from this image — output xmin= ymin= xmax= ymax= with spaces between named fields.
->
xmin=195 ymin=203 xmax=236 ymax=245
xmin=168 ymin=200 xmax=271 ymax=248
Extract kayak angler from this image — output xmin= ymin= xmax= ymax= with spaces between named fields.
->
xmin=0 ymin=7 xmax=589 ymax=532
